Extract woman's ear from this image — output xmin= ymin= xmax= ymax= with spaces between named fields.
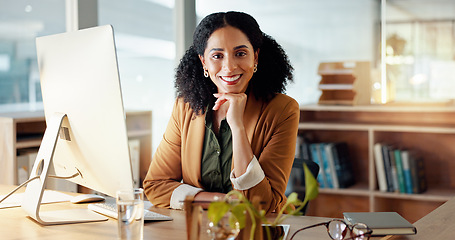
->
xmin=198 ymin=54 xmax=206 ymax=69
xmin=254 ymin=49 xmax=260 ymax=65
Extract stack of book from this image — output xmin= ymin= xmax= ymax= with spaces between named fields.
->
xmin=302 ymin=141 xmax=355 ymax=189
xmin=373 ymin=143 xmax=427 ymax=194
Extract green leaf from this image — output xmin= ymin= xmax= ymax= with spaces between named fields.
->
xmin=230 ymin=203 xmax=247 ymax=229
xmin=303 ymin=162 xmax=319 ymax=202
xmin=207 ymin=201 xmax=230 ymax=225
xmin=228 ymin=212 xmax=240 ymax=230
xmin=286 ymin=192 xmax=299 ymax=204
xmin=284 ymin=204 xmax=294 ymax=213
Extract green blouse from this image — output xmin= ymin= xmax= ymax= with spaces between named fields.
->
xmin=200 ymin=108 xmax=233 ymax=193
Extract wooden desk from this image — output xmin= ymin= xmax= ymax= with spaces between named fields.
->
xmin=0 ymin=185 xmax=340 ymax=240
xmin=384 ymin=197 xmax=455 ymax=240
xmin=4 ymin=185 xmax=423 ymax=239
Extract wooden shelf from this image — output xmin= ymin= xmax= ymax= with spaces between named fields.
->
xmin=299 ymin=122 xmax=455 ymax=134
xmin=372 ymin=189 xmax=453 ymax=202
xmin=319 ymin=183 xmax=370 ymax=196
xmin=299 ymin=104 xmax=455 ymax=223
xmin=127 ymin=129 xmax=152 ymax=138
xmin=16 ymin=138 xmax=43 ymax=149
xmin=0 ymin=111 xmax=152 ymax=189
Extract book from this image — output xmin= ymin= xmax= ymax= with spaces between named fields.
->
xmin=388 ymin=148 xmax=399 ymax=192
xmin=393 ymin=149 xmax=406 ymax=193
xmin=313 ymin=143 xmax=333 ymax=188
xmin=301 ymin=136 xmax=312 ymax=162
xmin=296 ymin=135 xmax=312 ymax=163
xmin=381 ymin=145 xmax=394 ymax=192
xmin=373 ymin=143 xmax=387 ymax=192
xmin=400 ymin=150 xmax=414 ymax=194
xmin=320 ymin=143 xmax=338 ymax=188
xmin=409 ymin=156 xmax=427 ymax=194
xmin=343 ymin=212 xmax=417 ymax=236
xmin=326 ymin=142 xmax=355 ymax=188
xmin=309 ymin=143 xmax=327 ymax=188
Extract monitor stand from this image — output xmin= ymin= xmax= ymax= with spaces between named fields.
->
xmin=21 ymin=112 xmax=108 ymax=225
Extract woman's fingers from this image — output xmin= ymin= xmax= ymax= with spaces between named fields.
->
xmin=213 ymin=93 xmax=247 ymax=127
xmin=213 ymin=93 xmax=245 ymax=110
xmin=212 ymin=97 xmax=227 ymax=110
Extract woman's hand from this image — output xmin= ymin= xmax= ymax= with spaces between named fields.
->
xmin=213 ymin=92 xmax=253 ymax=177
xmin=213 ymin=93 xmax=247 ymax=130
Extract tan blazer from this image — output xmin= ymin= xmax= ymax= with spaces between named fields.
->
xmin=143 ymin=93 xmax=300 ymax=213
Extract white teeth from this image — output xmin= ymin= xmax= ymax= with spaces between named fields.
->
xmin=221 ymin=75 xmax=240 ymax=82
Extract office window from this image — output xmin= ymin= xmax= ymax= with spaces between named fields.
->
xmin=385 ymin=0 xmax=455 ymax=103
xmin=98 ymin=0 xmax=176 ymax=152
xmin=0 ymin=0 xmax=65 ymax=112
xmin=1 ymin=0 xmax=176 ymax=153
xmin=196 ymin=0 xmax=380 ymax=105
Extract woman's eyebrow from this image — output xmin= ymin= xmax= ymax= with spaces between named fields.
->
xmin=234 ymin=45 xmax=249 ymax=50
xmin=209 ymin=48 xmax=224 ymax=52
xmin=209 ymin=45 xmax=249 ymax=53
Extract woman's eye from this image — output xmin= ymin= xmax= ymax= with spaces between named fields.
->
xmin=212 ymin=54 xmax=223 ymax=59
xmin=236 ymin=51 xmax=247 ymax=57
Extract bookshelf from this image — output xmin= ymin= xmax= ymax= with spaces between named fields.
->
xmin=0 ymin=110 xmax=152 ymax=190
xmin=299 ymin=104 xmax=455 ymax=223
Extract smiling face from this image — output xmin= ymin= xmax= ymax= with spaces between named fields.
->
xmin=199 ymin=26 xmax=259 ymax=94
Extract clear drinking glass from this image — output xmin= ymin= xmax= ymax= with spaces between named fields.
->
xmin=207 ymin=211 xmax=240 ymax=240
xmin=117 ymin=188 xmax=144 ymax=240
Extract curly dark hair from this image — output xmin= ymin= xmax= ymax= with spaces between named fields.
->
xmin=175 ymin=11 xmax=293 ymax=115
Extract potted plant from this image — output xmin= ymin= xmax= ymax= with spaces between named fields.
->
xmin=207 ymin=163 xmax=319 ymax=240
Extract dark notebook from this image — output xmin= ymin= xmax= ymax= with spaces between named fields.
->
xmin=343 ymin=212 xmax=417 ymax=236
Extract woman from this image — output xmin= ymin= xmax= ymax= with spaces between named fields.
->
xmin=143 ymin=11 xmax=299 ymax=214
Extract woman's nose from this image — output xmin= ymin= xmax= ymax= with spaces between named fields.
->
xmin=222 ymin=56 xmax=237 ymax=72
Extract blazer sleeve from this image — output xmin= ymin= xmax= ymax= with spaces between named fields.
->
xmin=143 ymin=99 xmax=185 ymax=207
xmin=240 ymin=95 xmax=300 ymax=214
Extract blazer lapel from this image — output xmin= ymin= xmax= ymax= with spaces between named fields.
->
xmin=243 ymin=93 xmax=262 ymax=144
xmin=185 ymin=112 xmax=205 ymax=187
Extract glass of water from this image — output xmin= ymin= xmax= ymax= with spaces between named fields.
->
xmin=117 ymin=188 xmax=144 ymax=240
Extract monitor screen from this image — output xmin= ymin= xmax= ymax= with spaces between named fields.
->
xmin=22 ymin=25 xmax=135 ymax=225
xmin=22 ymin=25 xmax=133 ymax=224
xmin=37 ymin=24 xmax=134 ymax=197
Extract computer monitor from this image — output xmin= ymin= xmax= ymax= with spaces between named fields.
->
xmin=22 ymin=25 xmax=135 ymax=225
